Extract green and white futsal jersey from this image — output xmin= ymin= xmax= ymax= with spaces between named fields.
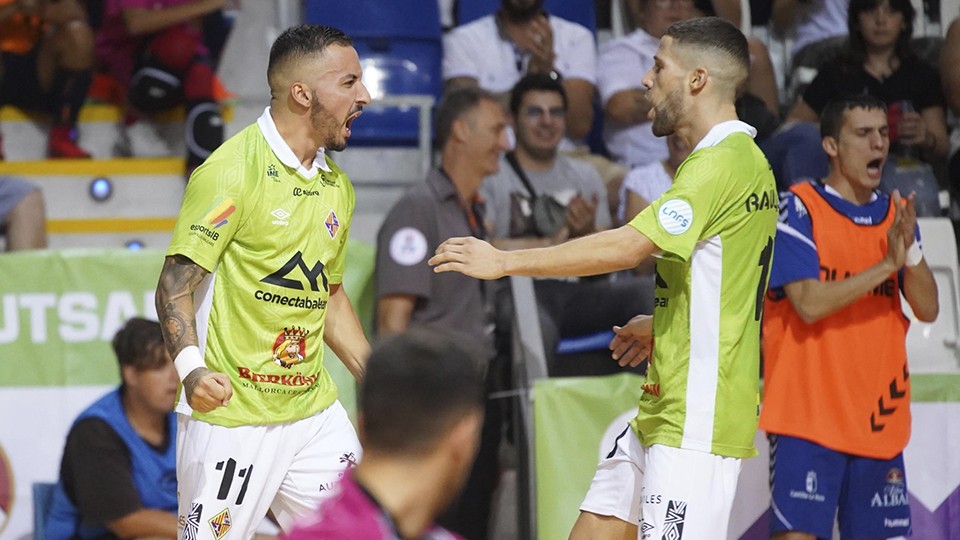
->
xmin=167 ymin=108 xmax=354 ymax=427
xmin=627 ymin=121 xmax=778 ymax=458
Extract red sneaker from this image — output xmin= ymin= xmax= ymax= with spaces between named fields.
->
xmin=48 ymin=126 xmax=92 ymax=159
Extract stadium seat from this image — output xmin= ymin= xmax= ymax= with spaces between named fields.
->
xmin=904 ymin=218 xmax=960 ymax=373
xmin=304 ymin=0 xmax=440 ymax=39
xmin=350 ymin=40 xmax=442 ymax=146
xmin=33 ymin=482 xmax=56 ymax=540
xmin=303 ymin=0 xmax=442 ymax=147
xmin=456 ymin=0 xmax=596 ymax=33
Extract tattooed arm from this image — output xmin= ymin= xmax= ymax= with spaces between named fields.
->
xmin=155 ymin=255 xmax=232 ymax=412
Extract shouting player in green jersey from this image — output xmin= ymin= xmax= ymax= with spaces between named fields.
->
xmin=155 ymin=25 xmax=371 ymax=539
xmin=431 ymin=17 xmax=778 ymax=540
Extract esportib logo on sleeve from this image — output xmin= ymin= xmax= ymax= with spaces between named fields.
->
xmin=190 ymin=196 xmax=236 ymax=244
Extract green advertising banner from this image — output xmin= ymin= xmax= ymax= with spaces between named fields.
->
xmin=0 ymin=244 xmax=375 ymax=397
xmin=534 ymin=373 xmax=646 ymax=540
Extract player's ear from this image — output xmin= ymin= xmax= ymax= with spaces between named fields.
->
xmin=451 ymin=117 xmax=471 ymax=143
xmin=290 ymin=82 xmax=312 ymax=109
xmin=690 ymin=67 xmax=707 ymax=92
xmin=822 ymin=135 xmax=839 ymax=158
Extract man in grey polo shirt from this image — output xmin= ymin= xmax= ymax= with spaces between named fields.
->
xmin=374 ymin=86 xmax=509 ymax=540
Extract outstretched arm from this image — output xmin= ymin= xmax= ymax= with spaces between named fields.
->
xmin=430 ymin=225 xmax=657 ymax=280
xmin=155 ymin=255 xmax=232 ymax=412
xmin=324 ymin=283 xmax=370 ymax=381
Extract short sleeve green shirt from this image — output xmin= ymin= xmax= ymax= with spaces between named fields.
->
xmin=167 ymin=108 xmax=355 ymax=427
xmin=627 ymin=121 xmax=778 ymax=458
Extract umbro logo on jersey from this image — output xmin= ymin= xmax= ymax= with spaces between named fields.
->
xmin=272 ymin=208 xmax=290 ymax=226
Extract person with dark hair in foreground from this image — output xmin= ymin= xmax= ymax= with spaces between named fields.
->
xmin=46 ymin=318 xmax=179 ymax=539
xmin=284 ymin=327 xmax=486 ymax=540
xmin=431 ymin=17 xmax=778 ymax=540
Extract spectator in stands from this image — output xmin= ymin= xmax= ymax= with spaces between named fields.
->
xmin=764 ymin=0 xmax=949 ymax=198
xmin=772 ymin=0 xmax=849 ymax=105
xmin=46 ymin=317 xmax=179 ymax=539
xmin=442 ymin=0 xmax=597 ymax=145
xmin=942 ymin=17 xmax=960 ymax=191
xmin=94 ymin=0 xmax=225 ymax=173
xmin=618 ymin=132 xmax=690 ymax=225
xmin=760 ymin=95 xmax=938 ymax=540
xmin=693 ymin=0 xmax=780 ymax=118
xmin=0 ymin=0 xmax=94 ymax=159
xmin=284 ymin=327 xmax=486 ymax=540
xmin=375 ymin=86 xmax=508 ymax=540
xmin=600 ymin=1 xmax=778 ymax=169
xmin=0 ymin=176 xmax=47 ymax=250
xmin=482 ymin=73 xmax=652 ymax=375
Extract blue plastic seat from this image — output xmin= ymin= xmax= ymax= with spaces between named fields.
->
xmin=304 ymin=0 xmax=440 ymax=39
xmin=304 ymin=0 xmax=442 ymax=146
xmin=456 ymin=0 xmax=596 ymax=33
xmin=350 ymin=39 xmax=442 ymax=146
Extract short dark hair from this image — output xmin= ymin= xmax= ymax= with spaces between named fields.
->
xmin=359 ymin=327 xmax=486 ymax=453
xmin=112 ymin=318 xmax=166 ymax=372
xmin=267 ymin=24 xmax=353 ymax=86
xmin=820 ymin=94 xmax=888 ymax=139
xmin=848 ymin=0 xmax=915 ymax=64
xmin=664 ymin=17 xmax=749 ymax=74
xmin=435 ymin=86 xmax=497 ymax=149
xmin=509 ymin=73 xmax=567 ymax=117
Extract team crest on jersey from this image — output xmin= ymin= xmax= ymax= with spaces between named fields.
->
xmin=887 ymin=468 xmax=904 ymax=484
xmin=208 ymin=508 xmax=232 ymax=539
xmin=273 ymin=326 xmax=309 ymax=368
xmin=325 ymin=209 xmax=340 ymax=239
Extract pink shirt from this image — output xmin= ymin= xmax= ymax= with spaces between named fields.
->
xmin=283 ymin=473 xmax=461 ymax=540
xmin=95 ymin=0 xmax=205 ymax=86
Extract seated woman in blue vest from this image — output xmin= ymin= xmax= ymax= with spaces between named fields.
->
xmin=46 ymin=317 xmax=178 ymax=539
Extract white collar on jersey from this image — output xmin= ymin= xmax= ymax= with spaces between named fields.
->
xmin=824 ymin=183 xmax=879 ymax=203
xmin=693 ymin=120 xmax=757 ymax=152
xmin=257 ymin=107 xmax=333 ymax=177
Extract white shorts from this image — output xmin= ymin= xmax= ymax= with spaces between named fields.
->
xmin=176 ymin=400 xmax=361 ymax=539
xmin=579 ymin=426 xmax=742 ymax=539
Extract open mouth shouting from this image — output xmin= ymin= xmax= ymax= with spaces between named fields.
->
xmin=345 ymin=107 xmax=364 ymax=137
xmin=866 ymin=157 xmax=884 ymax=179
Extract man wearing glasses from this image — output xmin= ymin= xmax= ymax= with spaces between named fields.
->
xmin=480 ymin=73 xmax=652 ymax=376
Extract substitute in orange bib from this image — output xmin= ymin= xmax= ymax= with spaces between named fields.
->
xmin=760 ymin=94 xmax=939 ymax=540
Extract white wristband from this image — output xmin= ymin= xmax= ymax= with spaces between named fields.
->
xmin=174 ymin=345 xmax=206 ymax=382
xmin=906 ymin=242 xmax=923 ymax=267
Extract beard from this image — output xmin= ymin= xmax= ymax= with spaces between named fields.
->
xmin=651 ymin=88 xmax=683 ymax=137
xmin=310 ymin=95 xmax=347 ymax=152
xmin=501 ymin=0 xmax=544 ymax=22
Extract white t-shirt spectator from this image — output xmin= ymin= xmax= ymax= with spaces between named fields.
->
xmin=790 ymin=0 xmax=848 ymax=57
xmin=618 ymin=160 xmax=672 ymax=224
xmin=442 ymin=14 xmax=597 ymax=93
xmin=597 ymin=28 xmax=668 ymax=168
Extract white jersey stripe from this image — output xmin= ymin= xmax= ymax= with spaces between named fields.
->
xmin=776 ymin=221 xmax=817 ymax=251
xmin=683 ymin=235 xmax=723 ymax=451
